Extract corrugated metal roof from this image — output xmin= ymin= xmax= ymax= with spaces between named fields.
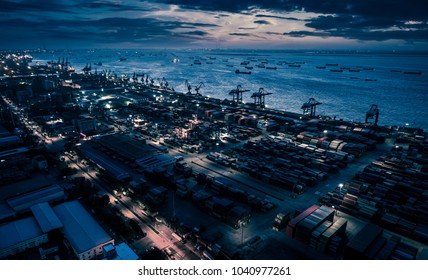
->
xmin=7 ymin=185 xmax=65 ymax=212
xmin=0 ymin=217 xmax=44 ymax=250
xmin=31 ymin=202 xmax=63 ymax=233
xmin=53 ymin=200 xmax=112 ymax=254
xmin=0 ymin=202 xmax=15 ymax=221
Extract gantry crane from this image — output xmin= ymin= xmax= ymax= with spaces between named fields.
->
xmin=251 ymin=88 xmax=272 ymax=107
xmin=229 ymin=85 xmax=249 ymax=104
xmin=301 ymin=98 xmax=322 ymax=117
xmin=365 ymin=104 xmax=379 ymax=126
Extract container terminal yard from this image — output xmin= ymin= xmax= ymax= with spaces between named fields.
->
xmin=0 ymin=52 xmax=427 ymax=260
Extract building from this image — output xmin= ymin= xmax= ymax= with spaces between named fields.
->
xmin=0 ymin=147 xmax=32 ymax=184
xmin=73 ymin=117 xmax=96 ymax=134
xmin=0 ymin=217 xmax=48 ymax=259
xmin=102 ymin=243 xmax=139 ymax=260
xmin=136 ymin=154 xmax=176 ymax=170
xmin=15 ymin=84 xmax=34 ymax=103
xmin=30 ymin=203 xmax=63 ymax=234
xmin=6 ymin=185 xmax=65 ymax=213
xmin=0 ymin=125 xmax=10 ymax=138
xmin=0 ymin=135 xmax=22 ymax=149
xmin=146 ymin=186 xmax=168 ymax=205
xmin=96 ymin=134 xmax=156 ymax=162
xmin=53 ymin=200 xmax=114 ymax=260
xmin=32 ymin=155 xmax=48 ymax=170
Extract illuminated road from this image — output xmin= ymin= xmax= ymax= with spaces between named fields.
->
xmin=64 ymin=152 xmax=201 ymax=260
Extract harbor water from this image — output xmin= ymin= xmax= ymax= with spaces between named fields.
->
xmin=31 ymin=49 xmax=428 ymax=130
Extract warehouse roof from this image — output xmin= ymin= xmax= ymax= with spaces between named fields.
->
xmin=0 ymin=217 xmax=44 ymax=251
xmin=7 ymin=185 xmax=65 ymax=212
xmin=31 ymin=203 xmax=63 ymax=233
xmin=97 ymin=134 xmax=155 ymax=161
xmin=53 ymin=200 xmax=112 ymax=254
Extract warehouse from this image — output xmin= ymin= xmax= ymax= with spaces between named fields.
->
xmin=53 ymin=200 xmax=114 ymax=260
xmin=0 ymin=217 xmax=48 ymax=259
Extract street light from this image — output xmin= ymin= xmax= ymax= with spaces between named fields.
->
xmin=338 ymin=183 xmax=344 ymax=194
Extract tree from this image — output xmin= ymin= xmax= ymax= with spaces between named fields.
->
xmin=140 ymin=247 xmax=167 ymax=260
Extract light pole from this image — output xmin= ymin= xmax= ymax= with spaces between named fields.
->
xmin=338 ymin=183 xmax=344 ymax=195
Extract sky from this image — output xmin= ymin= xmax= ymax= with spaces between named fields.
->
xmin=1 ymin=0 xmax=427 ymax=50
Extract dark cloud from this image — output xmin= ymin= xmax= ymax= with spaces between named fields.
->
xmin=0 ymin=0 xmax=70 ymax=13
xmin=1 ymin=0 xmax=427 ymax=48
xmin=284 ymin=31 xmax=330 ymax=38
xmin=156 ymin=0 xmax=428 ymax=21
xmin=287 ymin=23 xmax=428 ymax=42
xmin=229 ymin=33 xmax=251 ymax=36
xmin=255 ymin=14 xmax=302 ymax=21
xmin=181 ymin=30 xmax=208 ymax=36
xmin=155 ymin=0 xmax=428 ymax=42
xmin=79 ymin=2 xmax=153 ymax=12
xmin=303 ymin=14 xmax=428 ymax=41
xmin=266 ymin=31 xmax=283 ymax=35
xmin=254 ymin=20 xmax=270 ymax=25
xmin=0 ymin=16 xmax=218 ymax=48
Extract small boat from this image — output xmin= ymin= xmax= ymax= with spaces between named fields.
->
xmin=363 ymin=67 xmax=374 ymax=70
xmin=330 ymin=69 xmax=343 ymax=72
xmin=119 ymin=57 xmax=127 ymax=61
xmin=235 ymin=69 xmax=251 ymax=74
xmin=193 ymin=60 xmax=202 ymax=64
xmin=316 ymin=66 xmax=326 ymax=69
xmin=94 ymin=62 xmax=102 ymax=66
xmin=403 ymin=71 xmax=422 ymax=75
xmin=365 ymin=78 xmax=377 ymax=81
xmin=326 ymin=63 xmax=338 ymax=66
xmin=256 ymin=64 xmax=265 ymax=68
xmin=349 ymin=69 xmax=360 ymax=72
xmin=390 ymin=69 xmax=402 ymax=72
xmin=245 ymin=66 xmax=253 ymax=70
xmin=226 ymin=64 xmax=234 ymax=67
xmin=288 ymin=64 xmax=301 ymax=68
xmin=266 ymin=67 xmax=277 ymax=70
xmin=206 ymin=61 xmax=213 ymax=64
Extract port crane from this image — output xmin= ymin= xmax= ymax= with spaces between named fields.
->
xmin=301 ymin=98 xmax=322 ymax=117
xmin=185 ymin=81 xmax=204 ymax=96
xmin=185 ymin=80 xmax=192 ymax=94
xmin=194 ymin=82 xmax=204 ymax=96
xmin=82 ymin=63 xmax=91 ymax=74
xmin=160 ymin=77 xmax=169 ymax=89
xmin=365 ymin=104 xmax=379 ymax=126
xmin=229 ymin=85 xmax=249 ymax=104
xmin=251 ymin=88 xmax=272 ymax=107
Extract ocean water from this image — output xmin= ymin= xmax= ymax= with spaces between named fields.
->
xmin=31 ymin=49 xmax=428 ymax=131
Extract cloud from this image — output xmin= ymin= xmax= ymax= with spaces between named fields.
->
xmin=1 ymin=0 xmax=427 ymax=48
xmin=154 ymin=0 xmax=428 ymax=42
xmin=229 ymin=32 xmax=251 ymax=36
xmin=0 ymin=0 xmax=70 ymax=13
xmin=255 ymin=14 xmax=302 ymax=21
xmin=303 ymin=14 xmax=428 ymax=41
xmin=253 ymin=20 xmax=270 ymax=25
xmin=0 ymin=16 xmax=218 ymax=48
